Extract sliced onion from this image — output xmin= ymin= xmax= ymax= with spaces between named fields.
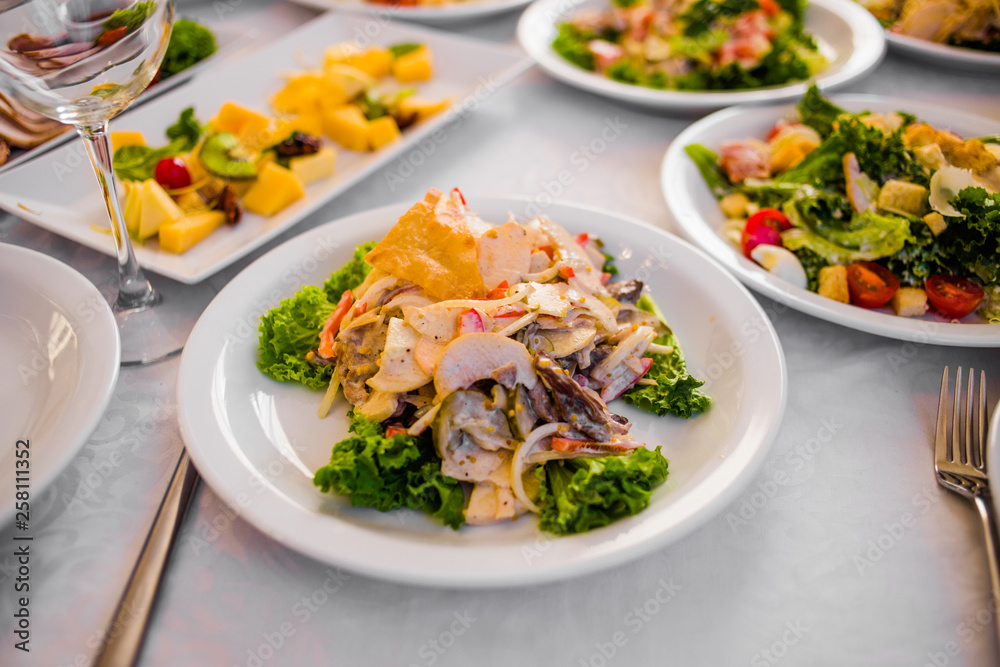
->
xmin=495 ymin=311 xmax=538 ymax=337
xmin=425 ymin=283 xmax=529 ymax=312
xmin=407 ymin=403 xmax=441 ymax=436
xmin=510 ymin=422 xmax=567 ymax=514
xmin=317 ymin=371 xmax=341 ymax=419
xmin=646 ymin=343 xmax=675 ymax=355
xmin=521 ymin=266 xmax=559 ymax=282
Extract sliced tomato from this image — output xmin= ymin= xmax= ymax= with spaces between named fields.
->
xmin=558 ymin=265 xmax=576 ymax=279
xmin=758 ymin=0 xmax=781 ymax=16
xmin=600 ymin=272 xmax=612 ymax=285
xmin=575 ymin=232 xmax=590 ymax=245
xmin=846 ymin=262 xmax=899 ymax=308
xmin=741 ymin=209 xmax=790 ymax=258
xmin=925 ymin=275 xmax=985 ymax=319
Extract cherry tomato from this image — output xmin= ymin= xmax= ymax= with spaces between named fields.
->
xmin=154 ymin=157 xmax=192 ymax=190
xmin=925 ymin=275 xmax=985 ymax=319
xmin=741 ymin=208 xmax=790 ymax=258
xmin=846 ymin=262 xmax=899 ymax=308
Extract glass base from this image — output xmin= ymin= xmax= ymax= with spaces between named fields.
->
xmin=112 ymin=278 xmax=216 ymax=367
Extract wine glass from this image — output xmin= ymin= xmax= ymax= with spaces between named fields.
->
xmin=0 ymin=0 xmax=181 ymax=365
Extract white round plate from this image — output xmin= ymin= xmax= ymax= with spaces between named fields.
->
xmin=286 ymin=0 xmax=532 ymax=24
xmin=886 ymin=32 xmax=1000 ymax=73
xmin=517 ymin=0 xmax=885 ymax=111
xmin=662 ymin=95 xmax=1000 ymax=347
xmin=0 ymin=244 xmax=120 ymax=525
xmin=177 ymin=197 xmax=787 ymax=588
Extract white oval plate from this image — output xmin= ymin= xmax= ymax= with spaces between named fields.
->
xmin=177 ymin=197 xmax=787 ymax=588
xmin=662 ymin=95 xmax=1000 ymax=346
xmin=287 ymin=0 xmax=532 ymax=24
xmin=0 ymin=244 xmax=120 ymax=525
xmin=886 ymin=32 xmax=1000 ymax=73
xmin=517 ymin=0 xmax=885 ymax=111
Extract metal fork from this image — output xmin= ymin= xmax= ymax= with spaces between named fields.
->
xmin=934 ymin=366 xmax=1000 ymax=645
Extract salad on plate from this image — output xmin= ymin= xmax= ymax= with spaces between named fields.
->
xmin=685 ymin=86 xmax=1000 ymax=322
xmin=257 ymin=188 xmax=711 ymax=534
xmin=552 ymin=0 xmax=828 ymax=91
xmin=858 ymin=0 xmax=999 ymax=53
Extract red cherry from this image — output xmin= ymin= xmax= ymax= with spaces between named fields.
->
xmin=154 ymin=157 xmax=191 ymax=190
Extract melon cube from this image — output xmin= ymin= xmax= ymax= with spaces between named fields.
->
xmin=368 ymin=116 xmax=400 ymax=150
xmin=159 ymin=211 xmax=226 ymax=253
xmin=212 ymin=102 xmax=271 ymax=138
xmin=322 ymin=106 xmax=370 ymax=152
xmin=392 ymin=47 xmax=433 ymax=82
xmin=111 ymin=131 xmax=145 ymax=152
xmin=138 ymin=179 xmax=184 ymax=240
xmin=242 ymin=162 xmax=305 ymax=216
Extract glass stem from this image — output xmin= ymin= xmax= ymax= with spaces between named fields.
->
xmin=77 ymin=121 xmax=159 ymax=311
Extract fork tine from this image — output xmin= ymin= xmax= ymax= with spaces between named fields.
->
xmin=965 ymin=368 xmax=976 ymax=468
xmin=976 ymin=369 xmax=987 ymax=471
xmin=953 ymin=366 xmax=964 ymax=464
xmin=937 ymin=366 xmax=951 ymax=464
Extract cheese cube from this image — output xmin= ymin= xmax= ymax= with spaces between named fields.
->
xmin=322 ymin=106 xmax=370 ymax=151
xmin=159 ymin=211 xmax=226 ymax=253
xmin=289 ymin=147 xmax=337 ymax=186
xmin=890 ymin=287 xmax=929 ymax=317
xmin=138 ymin=179 xmax=183 ymax=240
xmin=368 ymin=116 xmax=400 ymax=150
xmin=392 ymin=46 xmax=433 ymax=82
xmin=241 ymin=162 xmax=305 ymax=216
xmin=111 ymin=131 xmax=145 ymax=152
xmin=818 ymin=265 xmax=849 ymax=303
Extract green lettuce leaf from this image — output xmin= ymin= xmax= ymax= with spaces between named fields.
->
xmin=323 ymin=240 xmax=377 ymax=301
xmin=622 ymin=295 xmax=711 ymax=418
xmin=552 ymin=23 xmax=596 ymax=71
xmin=938 ymin=187 xmax=1000 ymax=285
xmin=684 ymin=144 xmax=732 ymax=199
xmin=796 ymin=84 xmax=845 ymax=137
xmin=537 ymin=447 xmax=670 ymax=535
xmin=160 ymin=19 xmax=217 ymax=80
xmin=112 ymin=107 xmax=204 ymax=181
xmin=256 ymin=285 xmax=335 ymax=390
xmin=314 ymin=412 xmax=465 ymax=529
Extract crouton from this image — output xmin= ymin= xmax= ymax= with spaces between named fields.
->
xmin=913 ymin=143 xmax=948 ymax=172
xmin=878 ymin=180 xmax=929 ymax=217
xmin=720 ymin=192 xmax=750 ymax=218
xmin=818 ymin=266 xmax=850 ymax=303
xmin=890 ymin=287 xmax=929 ymax=317
xmin=923 ymin=211 xmax=948 ymax=236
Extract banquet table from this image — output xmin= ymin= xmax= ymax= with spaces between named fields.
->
xmin=2 ymin=1 xmax=1000 ymax=665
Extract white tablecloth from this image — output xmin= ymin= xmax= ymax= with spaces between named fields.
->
xmin=1 ymin=1 xmax=999 ymax=665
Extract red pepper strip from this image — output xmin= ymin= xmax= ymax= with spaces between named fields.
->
xmin=317 ymin=290 xmax=354 ymax=358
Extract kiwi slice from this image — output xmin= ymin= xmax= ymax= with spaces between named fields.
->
xmin=198 ymin=132 xmax=257 ymax=180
